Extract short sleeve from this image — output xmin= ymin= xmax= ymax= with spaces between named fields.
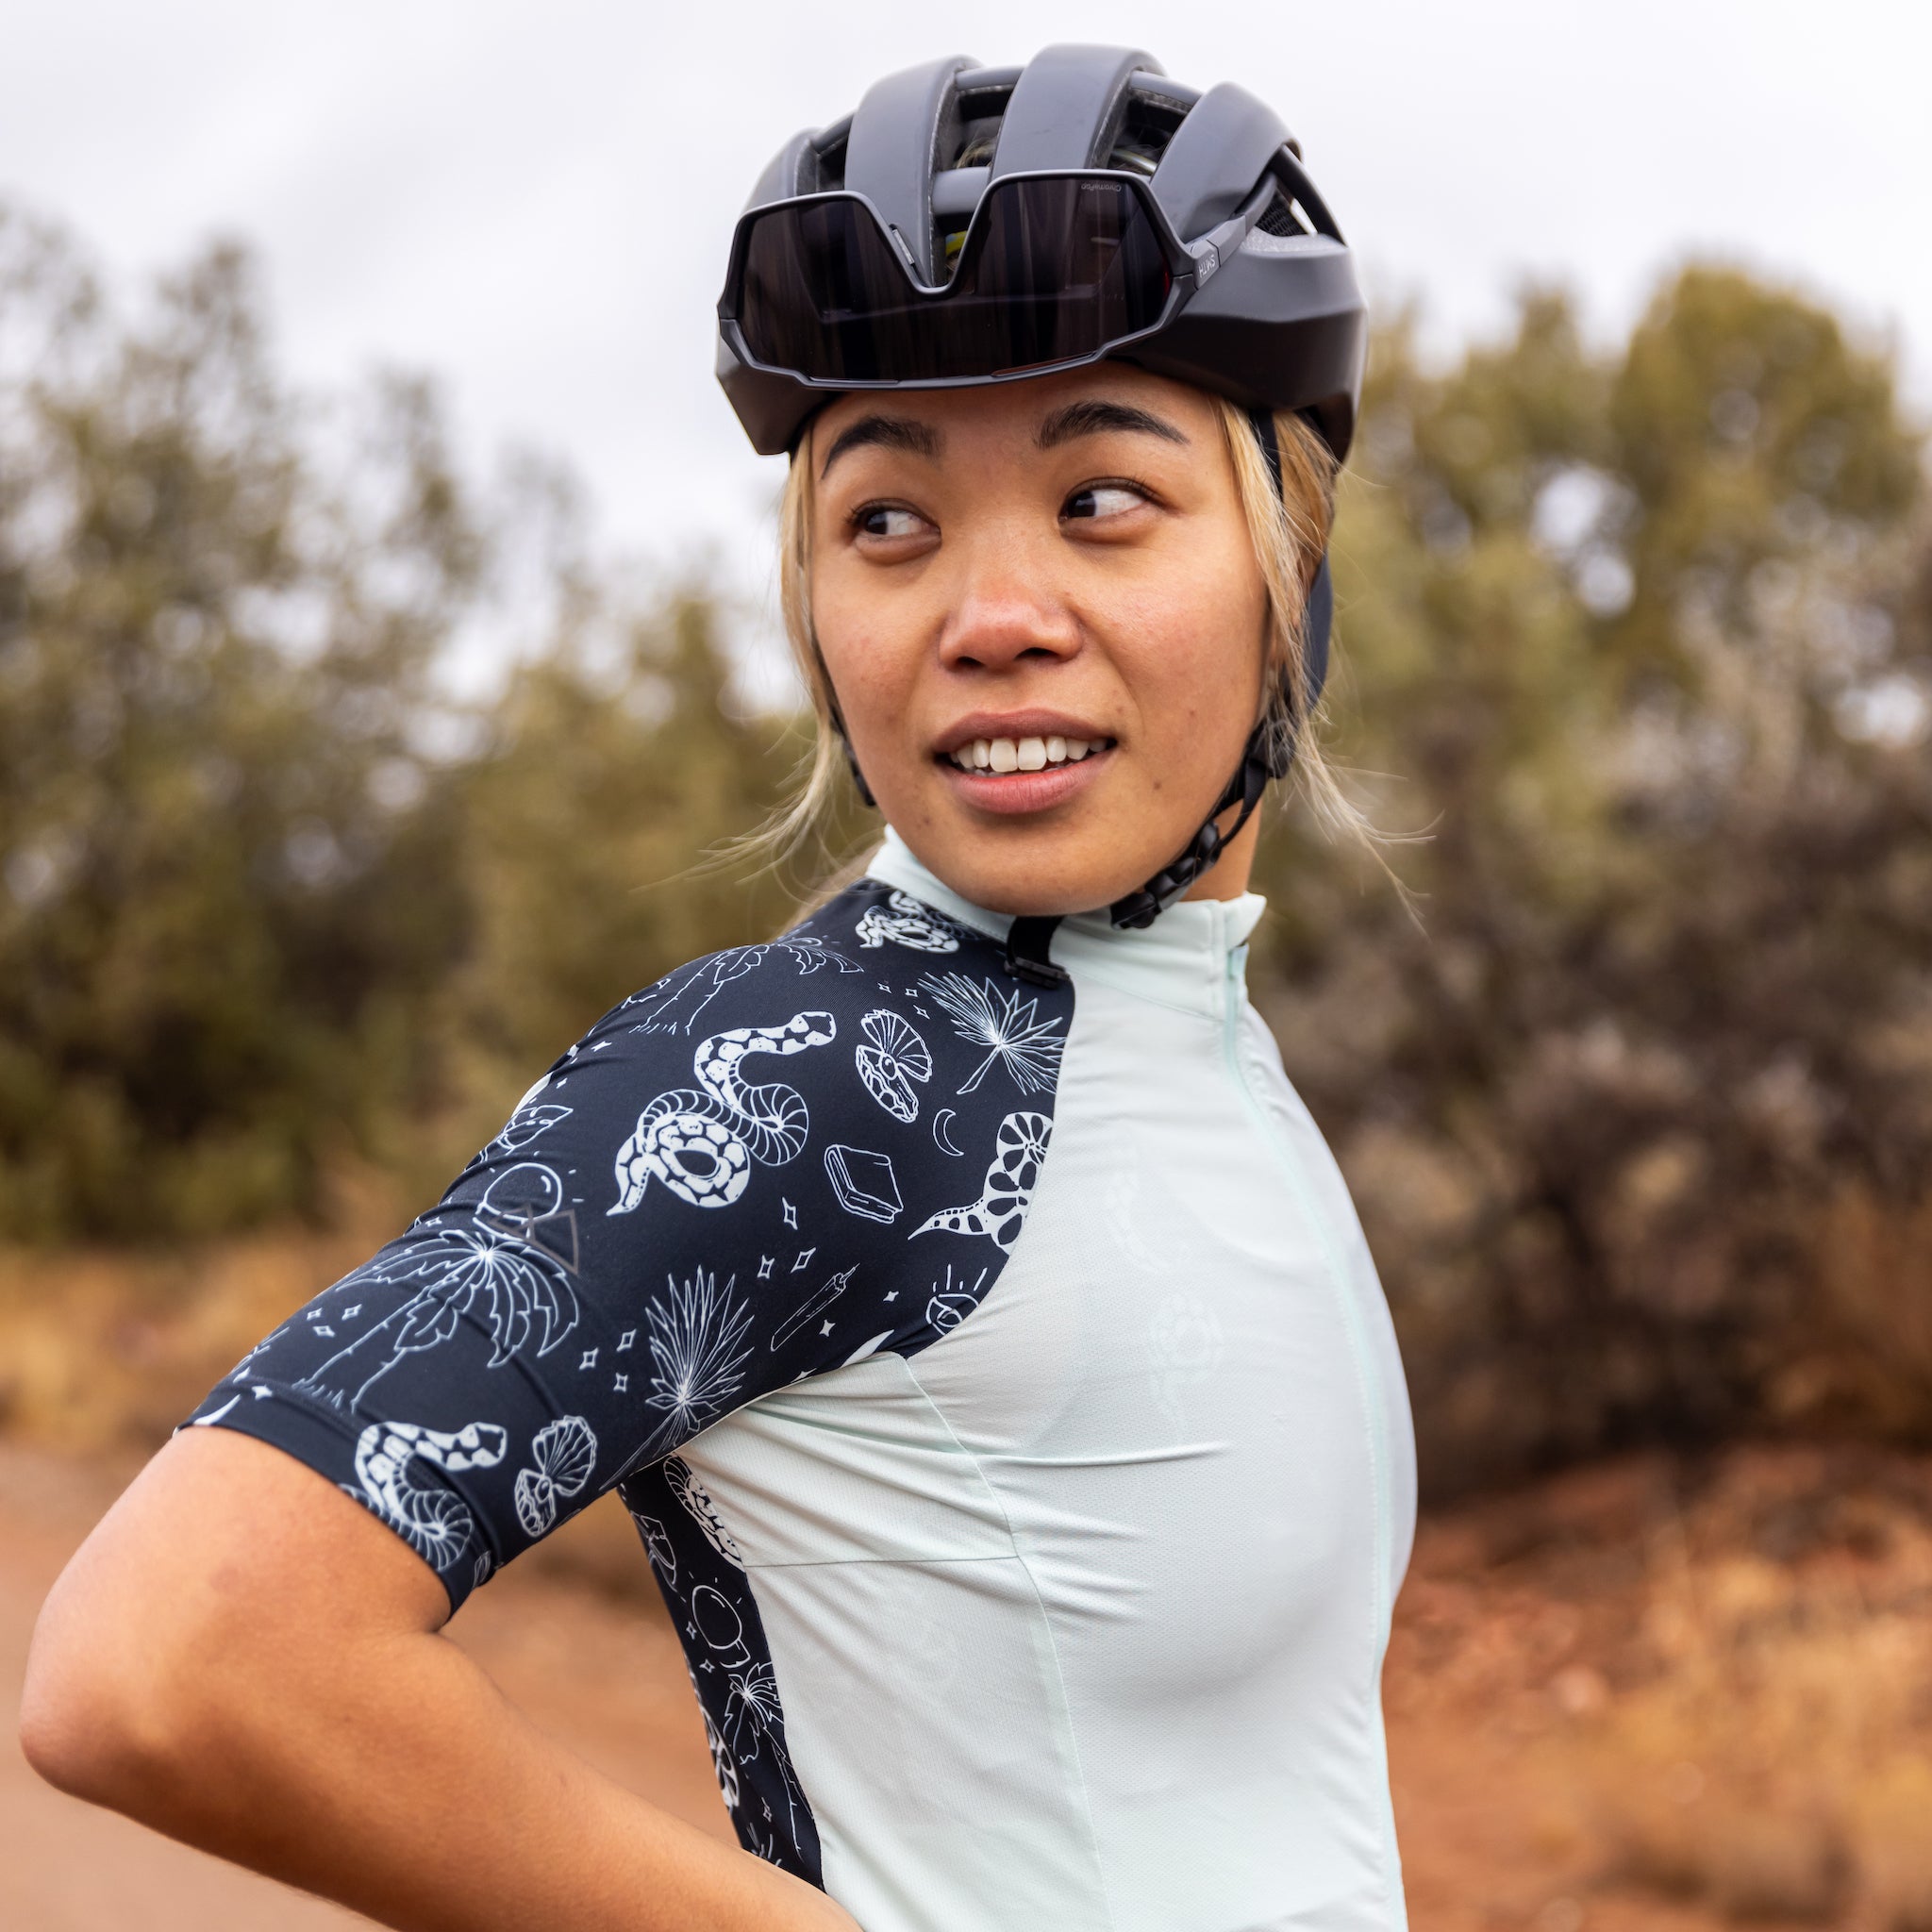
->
xmin=182 ymin=882 xmax=1071 ymax=1608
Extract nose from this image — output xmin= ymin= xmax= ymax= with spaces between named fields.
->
xmin=935 ymin=529 xmax=1081 ymax=676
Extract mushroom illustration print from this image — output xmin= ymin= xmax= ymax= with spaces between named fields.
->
xmin=854 ymin=1008 xmax=932 ymax=1123
xmin=912 ymin=1111 xmax=1052 ymax=1251
xmin=610 ymin=1011 xmax=835 ymax=1214
xmin=513 ymin=1414 xmax=598 ymax=1536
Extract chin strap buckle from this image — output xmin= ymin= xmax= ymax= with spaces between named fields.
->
xmin=1004 ymin=914 xmax=1070 ymax=987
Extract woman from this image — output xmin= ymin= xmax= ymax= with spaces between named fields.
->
xmin=24 ymin=45 xmax=1416 ymax=1932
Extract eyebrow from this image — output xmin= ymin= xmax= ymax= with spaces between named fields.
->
xmin=818 ymin=414 xmax=942 ymax=479
xmin=1036 ymin=400 xmax=1190 ymax=450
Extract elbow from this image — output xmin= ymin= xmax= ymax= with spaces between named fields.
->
xmin=21 ymin=1570 xmax=225 ymax=1815
xmin=22 ymin=1615 xmax=171 ymax=1811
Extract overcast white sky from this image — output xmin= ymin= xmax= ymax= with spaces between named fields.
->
xmin=4 ymin=0 xmax=1927 ymax=674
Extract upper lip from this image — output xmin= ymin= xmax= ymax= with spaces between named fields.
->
xmin=933 ymin=710 xmax=1116 ymax=758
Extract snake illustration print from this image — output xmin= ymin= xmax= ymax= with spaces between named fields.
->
xmin=350 ymin=1418 xmax=508 ymax=1570
xmin=610 ymin=1011 xmax=836 ymax=1214
xmin=855 ymin=889 xmax=968 ymax=953
xmin=912 ymin=1110 xmax=1053 ymax=1251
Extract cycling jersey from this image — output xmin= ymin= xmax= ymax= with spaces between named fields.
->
xmin=187 ymin=828 xmax=1418 ymax=1932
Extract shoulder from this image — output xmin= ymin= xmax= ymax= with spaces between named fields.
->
xmin=496 ymin=875 xmax=1070 ymax=1280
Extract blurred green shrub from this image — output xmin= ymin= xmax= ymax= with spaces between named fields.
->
xmin=4 ymin=203 xmax=1929 ymax=1492
xmin=0 ymin=207 xmax=808 ymax=1240
xmin=1252 ymin=272 xmax=1932 ymax=1491
xmin=0 ymin=208 xmax=481 ymax=1239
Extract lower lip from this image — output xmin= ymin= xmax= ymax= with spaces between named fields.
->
xmin=938 ymin=750 xmax=1110 ymax=816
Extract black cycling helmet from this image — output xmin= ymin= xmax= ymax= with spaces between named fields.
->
xmin=717 ymin=45 xmax=1365 ymax=463
xmin=716 ymin=46 xmax=1365 ymax=943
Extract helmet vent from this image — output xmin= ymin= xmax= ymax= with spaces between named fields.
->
xmin=1256 ymin=185 xmax=1317 ymax=239
xmin=808 ymin=126 xmax=850 ymax=192
xmin=946 ymin=70 xmax=1017 ymax=171
xmin=1108 ymin=93 xmax=1187 ymax=177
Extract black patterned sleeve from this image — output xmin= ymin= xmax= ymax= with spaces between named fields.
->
xmin=182 ymin=880 xmax=1070 ymax=1610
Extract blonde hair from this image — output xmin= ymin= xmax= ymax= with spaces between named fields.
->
xmin=756 ymin=396 xmax=1365 ymax=874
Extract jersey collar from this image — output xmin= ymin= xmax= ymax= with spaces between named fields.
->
xmin=863 ymin=827 xmax=1266 ymax=1019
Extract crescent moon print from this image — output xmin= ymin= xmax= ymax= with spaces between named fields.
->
xmin=610 ymin=1011 xmax=835 ymax=1214
xmin=912 ymin=1111 xmax=1053 ymax=1252
xmin=854 ymin=1008 xmax=932 ymax=1123
xmin=854 ymin=889 xmax=969 ymax=953
xmin=932 ymin=1108 xmax=965 ymax=1157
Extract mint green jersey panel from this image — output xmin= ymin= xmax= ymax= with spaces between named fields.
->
xmin=677 ymin=830 xmax=1417 ymax=1932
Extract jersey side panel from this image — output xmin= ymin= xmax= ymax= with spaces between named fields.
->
xmin=676 ymin=1353 xmax=1115 ymax=1932
xmin=908 ymin=970 xmax=1407 ymax=1932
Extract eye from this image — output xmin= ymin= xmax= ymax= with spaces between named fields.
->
xmin=1061 ymin=482 xmax=1147 ymax=523
xmin=854 ymin=503 xmax=931 ymax=541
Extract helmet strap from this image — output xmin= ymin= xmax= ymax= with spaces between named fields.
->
xmin=841 ymin=732 xmax=877 ymax=808
xmin=823 ymin=685 xmax=878 ymax=808
xmin=1107 ymin=406 xmax=1325 ymax=931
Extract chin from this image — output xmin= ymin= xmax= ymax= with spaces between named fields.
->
xmin=918 ymin=830 xmax=1156 ymax=919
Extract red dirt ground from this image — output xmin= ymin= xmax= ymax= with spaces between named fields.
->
xmin=8 ymin=1439 xmax=1887 ymax=1932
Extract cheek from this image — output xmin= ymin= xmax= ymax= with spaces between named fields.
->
xmin=810 ymin=565 xmax=923 ymax=719
xmin=1108 ymin=553 xmax=1268 ymax=754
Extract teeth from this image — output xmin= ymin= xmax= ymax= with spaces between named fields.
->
xmin=949 ymin=735 xmax=1106 ymax=773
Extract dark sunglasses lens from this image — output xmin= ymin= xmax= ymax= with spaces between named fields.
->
xmin=733 ymin=176 xmax=1174 ymax=383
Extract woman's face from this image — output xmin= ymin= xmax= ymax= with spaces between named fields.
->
xmin=808 ymin=364 xmax=1271 ymax=917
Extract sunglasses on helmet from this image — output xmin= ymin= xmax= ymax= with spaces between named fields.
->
xmin=718 ymin=169 xmax=1272 ymax=394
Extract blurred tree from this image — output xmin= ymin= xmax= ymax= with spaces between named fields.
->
xmin=444 ymin=584 xmax=808 ymax=1104
xmin=1256 ymin=268 xmax=1932 ymax=1491
xmin=8 ymin=195 xmax=1930 ymax=1496
xmin=0 ymin=206 xmax=476 ymax=1238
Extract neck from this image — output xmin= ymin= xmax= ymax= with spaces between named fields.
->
xmin=1180 ymin=809 xmax=1262 ymax=904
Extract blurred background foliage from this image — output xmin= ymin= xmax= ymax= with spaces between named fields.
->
xmin=2 ymin=202 xmax=1927 ymax=1496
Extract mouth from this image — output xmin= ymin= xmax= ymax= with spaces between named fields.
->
xmin=930 ymin=716 xmax=1118 ymax=818
xmin=941 ymin=731 xmax=1113 ymax=775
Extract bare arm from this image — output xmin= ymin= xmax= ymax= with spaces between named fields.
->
xmin=21 ymin=1428 xmax=858 ymax=1932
